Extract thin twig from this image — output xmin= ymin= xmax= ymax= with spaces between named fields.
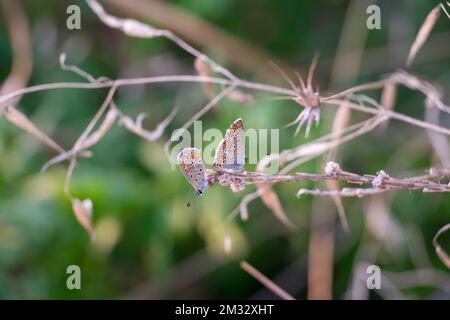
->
xmin=240 ymin=261 xmax=295 ymax=300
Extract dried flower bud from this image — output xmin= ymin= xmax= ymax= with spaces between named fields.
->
xmin=194 ymin=57 xmax=215 ymax=98
xmin=72 ymin=198 xmax=94 ymax=237
xmin=227 ymin=90 xmax=255 ymax=106
xmin=194 ymin=57 xmax=212 ymax=77
xmin=324 ymin=161 xmax=341 ymax=175
xmin=372 ymin=170 xmax=390 ymax=189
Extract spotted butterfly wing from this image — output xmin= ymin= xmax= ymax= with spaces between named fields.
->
xmin=213 ymin=118 xmax=245 ymax=171
xmin=178 ymin=148 xmax=208 ymax=196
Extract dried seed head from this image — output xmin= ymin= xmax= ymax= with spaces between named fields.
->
xmin=71 ymin=198 xmax=94 ymax=237
xmin=271 ymin=55 xmax=322 ymax=137
xmin=324 ymin=161 xmax=342 ymax=175
xmin=406 ymin=5 xmax=441 ymax=67
xmin=372 ymin=170 xmax=390 ymax=189
xmin=289 ymin=56 xmax=321 ymax=137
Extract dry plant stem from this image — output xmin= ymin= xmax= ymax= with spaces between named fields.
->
xmin=60 ymin=54 xmax=176 ymax=145
xmin=240 ymin=261 xmax=295 ymax=300
xmin=327 ymin=99 xmax=450 ymax=137
xmin=300 ymin=187 xmax=387 ymax=197
xmin=0 ymin=0 xmax=32 ymax=98
xmin=41 ymin=108 xmax=117 ymax=171
xmin=390 ymin=70 xmax=450 ymax=113
xmin=119 ymin=106 xmax=178 ymax=142
xmin=175 ymin=85 xmax=237 ymax=139
xmin=102 ymin=0 xmax=281 ymax=76
xmin=323 ymin=70 xmax=450 ymax=113
xmin=0 ymin=76 xmax=295 ymax=109
xmin=224 ymin=191 xmax=262 ymax=233
xmin=3 ymin=105 xmax=65 ymax=154
xmin=325 ymin=0 xmax=368 ymax=235
xmin=320 ymin=80 xmax=387 ymax=103
xmin=86 ymin=0 xmax=238 ymax=81
xmin=218 ymin=167 xmax=450 ymax=196
xmin=164 ymin=84 xmax=238 ymax=162
xmin=2 ymin=72 xmax=448 ymax=143
xmin=2 ymin=104 xmax=92 ymax=161
xmin=64 ymin=86 xmax=117 ymax=195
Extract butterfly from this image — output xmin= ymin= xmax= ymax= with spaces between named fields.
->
xmin=213 ymin=118 xmax=246 ymax=192
xmin=213 ymin=118 xmax=245 ymax=172
xmin=177 ymin=147 xmax=212 ymax=196
xmin=178 ymin=119 xmax=246 ymax=195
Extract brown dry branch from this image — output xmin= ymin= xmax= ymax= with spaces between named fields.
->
xmin=255 ymin=153 xmax=298 ymax=230
xmin=425 ymin=103 xmax=450 ymax=167
xmin=0 ymin=0 xmax=32 ymax=99
xmin=215 ymin=164 xmax=450 ymax=197
xmin=256 ymin=183 xmax=298 ymax=230
xmin=0 ymin=75 xmax=294 ymax=110
xmin=86 ymin=0 xmax=237 ymax=82
xmin=118 ymin=107 xmax=178 ymax=142
xmin=240 ymin=261 xmax=295 ymax=300
xmin=389 ymin=70 xmax=450 ymax=113
xmin=223 ymin=191 xmax=262 ymax=252
xmin=64 ymin=86 xmax=117 ymax=194
xmin=102 ymin=0 xmax=281 ymax=76
xmin=326 ymin=98 xmax=450 ymax=137
xmin=3 ymin=105 xmax=65 ymax=154
xmin=325 ymin=100 xmax=352 ymax=232
xmin=41 ymin=106 xmax=117 ymax=172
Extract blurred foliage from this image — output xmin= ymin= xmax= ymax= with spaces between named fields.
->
xmin=0 ymin=0 xmax=449 ymax=299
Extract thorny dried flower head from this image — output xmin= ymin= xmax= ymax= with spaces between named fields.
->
xmin=272 ymin=54 xmax=321 ymax=138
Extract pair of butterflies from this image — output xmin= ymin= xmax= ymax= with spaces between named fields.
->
xmin=177 ymin=118 xmax=245 ymax=196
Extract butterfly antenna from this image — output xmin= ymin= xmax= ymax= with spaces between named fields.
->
xmin=269 ymin=60 xmax=298 ymax=92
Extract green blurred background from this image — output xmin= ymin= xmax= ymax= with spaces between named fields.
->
xmin=0 ymin=0 xmax=449 ymax=299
